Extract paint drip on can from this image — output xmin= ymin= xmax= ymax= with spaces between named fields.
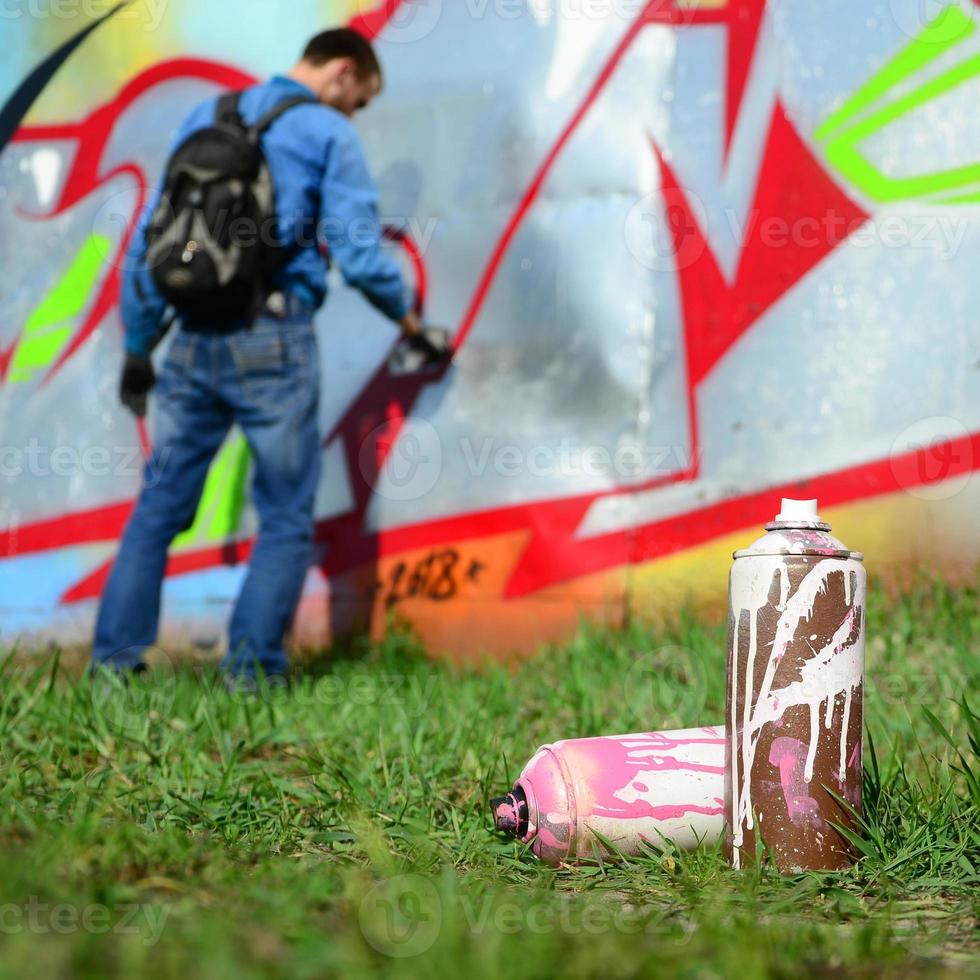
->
xmin=491 ymin=726 xmax=726 ymax=865
xmin=725 ymin=498 xmax=866 ymax=872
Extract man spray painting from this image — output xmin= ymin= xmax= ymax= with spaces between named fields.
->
xmin=92 ymin=29 xmax=447 ymax=683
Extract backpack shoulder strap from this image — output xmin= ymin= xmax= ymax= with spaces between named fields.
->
xmin=250 ymin=95 xmax=317 ymax=136
xmin=216 ymin=92 xmax=244 ymax=127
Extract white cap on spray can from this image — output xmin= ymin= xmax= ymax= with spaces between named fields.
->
xmin=776 ymin=498 xmax=820 ymax=522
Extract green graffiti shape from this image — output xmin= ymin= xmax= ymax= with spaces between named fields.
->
xmin=10 ymin=233 xmax=110 ymax=383
xmin=173 ymin=434 xmax=251 ymax=550
xmin=815 ymin=5 xmax=980 ymax=204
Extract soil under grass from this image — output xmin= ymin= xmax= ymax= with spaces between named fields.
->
xmin=0 ymin=579 xmax=977 ymax=978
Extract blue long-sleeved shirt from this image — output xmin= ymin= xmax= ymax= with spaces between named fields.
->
xmin=121 ymin=75 xmax=408 ymax=355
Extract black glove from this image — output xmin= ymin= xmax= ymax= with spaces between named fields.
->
xmin=119 ymin=353 xmax=156 ymax=418
xmin=407 ymin=329 xmax=451 ymax=366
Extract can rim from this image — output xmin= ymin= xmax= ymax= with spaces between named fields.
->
xmin=764 ymin=519 xmax=832 ymax=531
xmin=516 ymin=775 xmax=538 ymax=844
xmin=733 ymin=547 xmax=864 ymax=561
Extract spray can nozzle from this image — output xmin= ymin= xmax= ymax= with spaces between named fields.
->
xmin=490 ymin=785 xmax=529 ymax=839
xmin=765 ymin=497 xmax=831 ymax=532
xmin=776 ymin=497 xmax=819 ymax=522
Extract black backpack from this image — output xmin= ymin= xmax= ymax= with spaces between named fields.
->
xmin=145 ymin=91 xmax=314 ymax=318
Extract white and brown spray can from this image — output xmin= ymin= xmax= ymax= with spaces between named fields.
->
xmin=724 ymin=498 xmax=865 ymax=872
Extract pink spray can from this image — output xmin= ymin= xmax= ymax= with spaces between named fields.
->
xmin=491 ymin=726 xmax=726 ymax=865
xmin=725 ymin=498 xmax=866 ymax=872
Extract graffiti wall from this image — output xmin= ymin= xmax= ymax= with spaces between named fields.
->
xmin=1 ymin=0 xmax=977 ymax=659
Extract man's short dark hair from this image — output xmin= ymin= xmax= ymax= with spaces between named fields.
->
xmin=302 ymin=29 xmax=382 ymax=80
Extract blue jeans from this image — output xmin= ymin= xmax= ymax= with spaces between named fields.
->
xmin=92 ymin=304 xmax=321 ymax=677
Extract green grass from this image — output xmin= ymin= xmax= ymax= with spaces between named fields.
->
xmin=0 ymin=579 xmax=977 ymax=978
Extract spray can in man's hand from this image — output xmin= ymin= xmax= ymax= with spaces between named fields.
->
xmin=388 ymin=327 xmax=452 ymax=375
xmin=492 ymin=726 xmax=726 ymax=865
xmin=725 ymin=498 xmax=866 ymax=872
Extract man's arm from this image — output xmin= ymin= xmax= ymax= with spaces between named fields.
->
xmin=120 ymin=203 xmax=168 ymax=358
xmin=118 ymin=203 xmax=172 ymax=416
xmin=319 ymin=125 xmax=423 ymax=342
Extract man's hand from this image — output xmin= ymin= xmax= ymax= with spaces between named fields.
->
xmin=398 ymin=311 xmax=451 ymax=366
xmin=398 ymin=309 xmax=424 ymax=341
xmin=407 ymin=329 xmax=451 ymax=365
xmin=119 ymin=353 xmax=156 ymax=418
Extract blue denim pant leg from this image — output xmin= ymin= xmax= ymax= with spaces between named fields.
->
xmin=219 ymin=315 xmax=321 ymax=678
xmin=92 ymin=332 xmax=232 ymax=671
